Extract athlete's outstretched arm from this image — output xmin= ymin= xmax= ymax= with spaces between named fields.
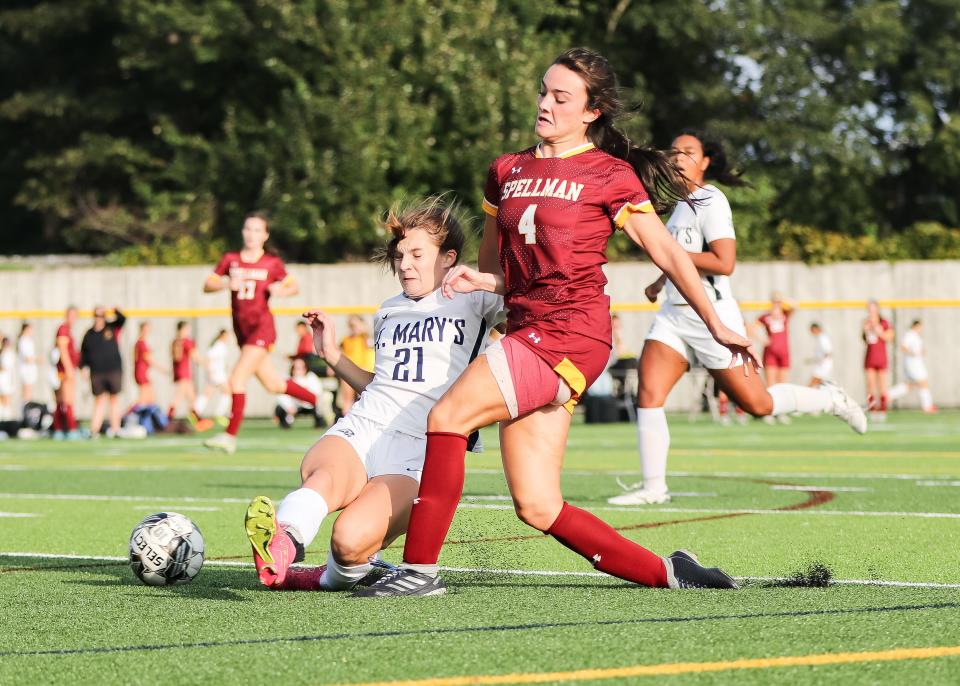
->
xmin=302 ymin=310 xmax=374 ymax=394
xmin=622 ymin=212 xmax=760 ymax=373
xmin=269 ymin=276 xmax=299 ymax=298
xmin=441 ymin=216 xmax=505 ymax=298
xmin=204 ymin=274 xmax=229 ymax=293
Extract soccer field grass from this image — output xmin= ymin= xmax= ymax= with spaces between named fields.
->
xmin=2 ymin=412 xmax=960 ymax=685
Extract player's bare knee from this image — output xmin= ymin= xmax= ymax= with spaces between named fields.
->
xmin=637 ymin=386 xmax=667 ymax=408
xmin=513 ymin=499 xmax=559 ymax=532
xmin=330 ymin=521 xmax=378 ymax=566
xmin=740 ymin=394 xmax=773 ymax=417
xmin=426 ymin=398 xmax=460 ymax=433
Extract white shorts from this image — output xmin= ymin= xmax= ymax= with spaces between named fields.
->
xmin=18 ymin=365 xmax=38 ymax=385
xmin=904 ymin=358 xmax=928 ymax=383
xmin=322 ymin=413 xmax=425 ymax=482
xmin=645 ymin=300 xmax=746 ymax=370
xmin=0 ymin=373 xmax=13 ymax=396
xmin=811 ymin=359 xmax=834 ymax=381
xmin=207 ymin=370 xmax=228 ymax=386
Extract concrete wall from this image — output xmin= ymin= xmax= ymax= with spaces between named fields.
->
xmin=1 ymin=260 xmax=958 ymax=419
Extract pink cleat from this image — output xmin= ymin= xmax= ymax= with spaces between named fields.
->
xmin=244 ymin=496 xmax=302 ymax=587
xmin=273 ymin=565 xmax=327 ymax=591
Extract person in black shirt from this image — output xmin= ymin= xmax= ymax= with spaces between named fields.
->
xmin=80 ymin=306 xmax=126 ymax=437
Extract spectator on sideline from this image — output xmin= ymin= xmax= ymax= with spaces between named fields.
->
xmin=17 ymin=322 xmax=38 ymax=405
xmin=863 ymin=299 xmax=894 ymax=419
xmin=888 ymin=319 xmax=936 ymax=413
xmin=168 ymin=320 xmax=214 ymax=431
xmin=807 ymin=322 xmax=833 ymax=387
xmin=195 ymin=329 xmax=232 ymax=426
xmin=53 ymin=305 xmax=81 ymax=438
xmin=337 ymin=314 xmax=374 ymax=414
xmin=133 ymin=321 xmax=165 ymax=407
xmin=79 ymin=306 xmax=126 ymax=437
xmin=0 ymin=335 xmax=14 ymax=421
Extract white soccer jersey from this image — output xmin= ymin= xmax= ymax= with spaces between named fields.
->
xmin=206 ymin=340 xmax=229 ymax=384
xmin=17 ymin=336 xmax=37 ymax=376
xmin=814 ymin=332 xmax=833 ymax=362
xmin=349 ymin=288 xmax=503 ymax=438
xmin=901 ymin=330 xmax=923 ymax=359
xmin=663 ymin=184 xmax=736 ymax=306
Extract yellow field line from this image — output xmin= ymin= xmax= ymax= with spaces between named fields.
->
xmin=670 ymin=448 xmax=960 ymax=459
xmin=2 ymin=299 xmax=958 ymax=320
xmin=328 ymin=644 xmax=960 ymax=686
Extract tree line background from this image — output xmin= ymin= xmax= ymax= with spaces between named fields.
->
xmin=2 ymin=0 xmax=960 ymax=265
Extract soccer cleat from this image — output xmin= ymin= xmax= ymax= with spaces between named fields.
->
xmin=351 ymin=567 xmax=447 ymax=597
xmin=244 ymin=495 xmax=304 ymax=587
xmin=607 ymin=487 xmax=671 ymax=506
xmin=664 ymin=549 xmax=738 ymax=589
xmin=822 ymin=381 xmax=868 ymax=434
xmin=204 ymin=432 xmax=237 ymax=454
xmin=274 ymin=565 xmax=326 ymax=591
xmin=194 ymin=418 xmax=215 ymax=432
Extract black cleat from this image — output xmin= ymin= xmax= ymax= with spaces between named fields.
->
xmin=351 ymin=566 xmax=447 ymax=597
xmin=665 ymin=549 xmax=738 ymax=589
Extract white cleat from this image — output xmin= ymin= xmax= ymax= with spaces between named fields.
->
xmin=203 ymin=432 xmax=237 ymax=454
xmin=607 ymin=487 xmax=672 ymax=506
xmin=822 ymin=381 xmax=868 ymax=434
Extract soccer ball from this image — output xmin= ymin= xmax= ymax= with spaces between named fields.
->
xmin=129 ymin=512 xmax=205 ymax=586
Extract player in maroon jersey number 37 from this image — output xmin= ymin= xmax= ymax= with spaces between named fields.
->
xmin=203 ymin=212 xmax=319 ymax=454
xmin=356 ymin=48 xmax=761 ymax=597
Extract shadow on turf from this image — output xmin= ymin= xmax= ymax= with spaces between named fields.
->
xmin=0 ymin=556 xmax=260 ymax=601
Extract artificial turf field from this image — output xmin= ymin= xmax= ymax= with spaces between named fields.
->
xmin=2 ymin=411 xmax=959 ymax=685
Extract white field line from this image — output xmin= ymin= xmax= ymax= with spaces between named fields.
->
xmin=3 ymin=492 xmax=960 ymax=520
xmin=457 ymin=503 xmax=960 ymax=519
xmin=0 ymin=492 xmax=248 ymax=504
xmin=0 ymin=512 xmax=38 ymax=518
xmin=4 ymin=552 xmax=960 ymax=590
xmin=769 ymin=485 xmax=872 ymax=493
xmin=4 ymin=463 xmax=960 ymax=482
xmin=130 ymin=506 xmax=222 ymax=512
xmin=917 ymin=481 xmax=960 ymax=487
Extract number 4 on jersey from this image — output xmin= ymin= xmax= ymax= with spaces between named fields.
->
xmin=519 ymin=204 xmax=537 ymax=245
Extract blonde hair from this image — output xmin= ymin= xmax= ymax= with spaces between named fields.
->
xmin=377 ymin=195 xmax=468 ymax=273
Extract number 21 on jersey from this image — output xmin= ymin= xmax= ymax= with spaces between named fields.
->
xmin=518 ymin=204 xmax=538 ymax=245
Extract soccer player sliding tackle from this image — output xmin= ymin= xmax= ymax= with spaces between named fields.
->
xmin=244 ymin=197 xmax=502 ymax=591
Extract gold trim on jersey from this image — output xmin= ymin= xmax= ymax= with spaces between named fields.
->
xmin=614 ymin=200 xmax=655 ymax=228
xmin=482 ymin=198 xmax=498 ymax=217
xmin=534 ymin=142 xmax=596 ymax=159
xmin=553 ymin=357 xmax=587 ymax=413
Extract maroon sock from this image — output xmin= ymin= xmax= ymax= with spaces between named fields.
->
xmin=284 ymin=380 xmax=316 ymax=406
xmin=167 ymin=406 xmax=175 ymax=421
xmin=547 ymin=502 xmax=668 ymax=588
xmin=226 ymin=393 xmax=246 ymax=436
xmin=53 ymin=405 xmax=64 ymax=431
xmin=718 ymin=397 xmax=728 ymax=415
xmin=880 ymin=394 xmax=888 ymax=412
xmin=65 ymin=404 xmax=78 ymax=431
xmin=402 ymin=432 xmax=468 ymax=565
xmin=867 ymin=394 xmax=875 ymax=410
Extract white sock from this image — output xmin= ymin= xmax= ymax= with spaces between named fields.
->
xmin=637 ymin=407 xmax=670 ymax=493
xmin=193 ymin=396 xmax=208 ymax=416
xmin=888 ymin=384 xmax=908 ymax=401
xmin=319 ymin=549 xmax=373 ymax=591
xmin=276 ymin=488 xmax=329 ymax=546
xmin=919 ymin=388 xmax=934 ymax=410
xmin=215 ymin=394 xmax=232 ymax=417
xmin=769 ymin=384 xmax=832 ymax=416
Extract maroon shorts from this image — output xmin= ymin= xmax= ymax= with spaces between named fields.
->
xmin=235 ymin=322 xmax=276 ymax=349
xmin=763 ymin=346 xmax=790 ymax=369
xmin=134 ymin=368 xmax=149 ymax=386
xmin=864 ymin=354 xmax=888 ymax=371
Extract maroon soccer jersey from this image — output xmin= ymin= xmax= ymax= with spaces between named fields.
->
xmin=134 ymin=338 xmax=150 ymax=385
xmin=212 ymin=252 xmax=289 ymax=347
xmin=483 ymin=143 xmax=652 ymax=396
xmin=864 ymin=318 xmax=890 ymax=370
xmin=55 ymin=323 xmax=80 ymax=372
xmin=759 ymin=310 xmax=791 ymax=367
xmin=172 ymin=337 xmax=194 ymax=381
